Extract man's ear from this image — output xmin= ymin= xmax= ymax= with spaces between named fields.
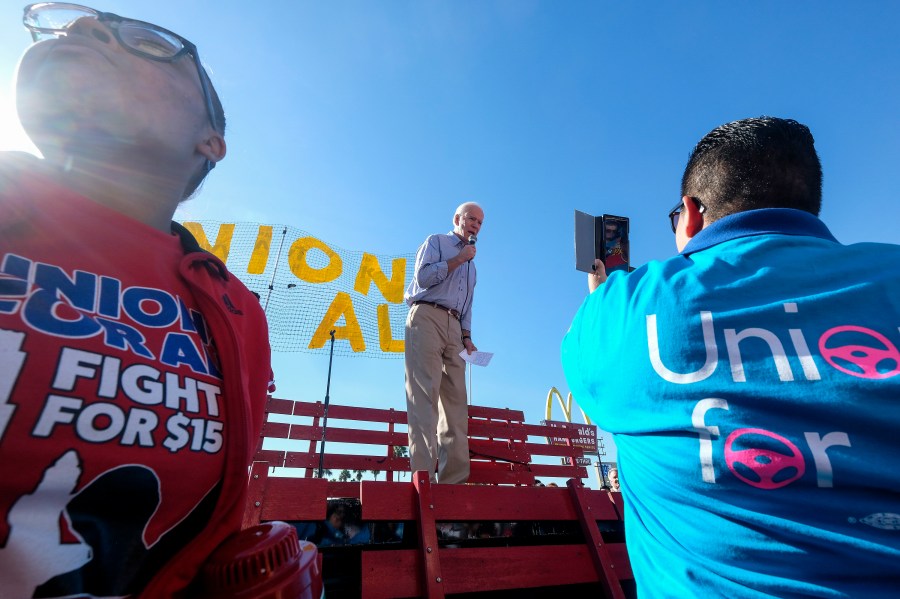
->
xmin=682 ymin=196 xmax=705 ymax=238
xmin=196 ymin=132 xmax=227 ymax=165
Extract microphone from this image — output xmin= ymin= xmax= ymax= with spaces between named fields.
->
xmin=468 ymin=234 xmax=477 ymax=245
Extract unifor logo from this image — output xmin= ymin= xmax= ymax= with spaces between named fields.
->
xmin=818 ymin=326 xmax=900 ymax=380
xmin=724 ymin=428 xmax=805 ymax=490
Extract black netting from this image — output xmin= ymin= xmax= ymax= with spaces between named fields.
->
xmin=182 ymin=221 xmax=414 ymax=358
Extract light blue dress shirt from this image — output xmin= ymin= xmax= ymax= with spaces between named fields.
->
xmin=404 ymin=231 xmax=476 ymax=331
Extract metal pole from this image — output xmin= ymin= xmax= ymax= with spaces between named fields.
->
xmin=595 ymin=459 xmax=607 ymax=490
xmin=317 ymin=330 xmax=336 ymax=479
xmin=261 ymin=227 xmax=288 ymax=314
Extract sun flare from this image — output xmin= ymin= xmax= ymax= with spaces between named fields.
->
xmin=0 ymin=89 xmax=38 ymax=153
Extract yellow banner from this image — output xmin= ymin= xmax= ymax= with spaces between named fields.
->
xmin=181 ymin=221 xmax=414 ymax=358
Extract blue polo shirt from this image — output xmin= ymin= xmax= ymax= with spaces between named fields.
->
xmin=562 ymin=209 xmax=900 ymax=597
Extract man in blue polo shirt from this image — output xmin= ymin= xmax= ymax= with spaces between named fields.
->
xmin=562 ymin=117 xmax=900 ymax=597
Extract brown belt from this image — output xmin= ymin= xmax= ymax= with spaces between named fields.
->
xmin=413 ymin=300 xmax=460 ymax=321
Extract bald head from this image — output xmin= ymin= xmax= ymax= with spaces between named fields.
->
xmin=452 ymin=202 xmax=484 ymax=242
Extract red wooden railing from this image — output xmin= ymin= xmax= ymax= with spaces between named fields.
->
xmin=255 ymin=396 xmax=591 ymax=488
xmin=244 ymin=396 xmax=633 ymax=598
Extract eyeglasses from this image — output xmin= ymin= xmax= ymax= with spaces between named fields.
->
xmin=668 ymin=197 xmax=706 ymax=233
xmin=22 ymin=3 xmax=219 ymax=140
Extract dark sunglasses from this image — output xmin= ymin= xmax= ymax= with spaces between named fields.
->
xmin=668 ymin=197 xmax=706 ymax=233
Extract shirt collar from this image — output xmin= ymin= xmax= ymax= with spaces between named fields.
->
xmin=682 ymin=208 xmax=838 ymax=256
xmin=446 ymin=230 xmax=466 ymax=246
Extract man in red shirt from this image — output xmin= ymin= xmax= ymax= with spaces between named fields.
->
xmin=0 ymin=4 xmax=271 ymax=597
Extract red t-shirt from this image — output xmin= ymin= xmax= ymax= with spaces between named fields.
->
xmin=1 ymin=173 xmax=230 ymax=597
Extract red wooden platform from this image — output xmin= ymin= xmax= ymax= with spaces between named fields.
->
xmin=244 ymin=396 xmax=633 ymax=598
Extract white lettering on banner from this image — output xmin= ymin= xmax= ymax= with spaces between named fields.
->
xmin=648 ymin=311 xmax=718 ymax=383
xmin=654 ymin=304 xmax=890 ymax=490
xmin=648 ymin=303 xmax=900 ymax=383
xmin=33 ymin=395 xmax=158 ymax=447
xmin=32 ymin=394 xmax=222 ymax=453
xmin=54 ymin=348 xmax=221 ymax=415
xmin=162 ymin=413 xmax=223 ymax=453
xmin=804 ymin=432 xmax=852 ymax=488
xmin=691 ymin=398 xmax=729 ymax=483
xmin=0 ymin=329 xmax=27 ymax=438
xmin=690 ymin=397 xmax=852 ymax=490
xmin=724 ymin=328 xmax=794 ymax=382
xmin=0 ymin=256 xmax=227 ymax=451
xmin=25 ymin=347 xmax=224 ymax=453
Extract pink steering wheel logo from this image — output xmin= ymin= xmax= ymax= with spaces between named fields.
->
xmin=819 ymin=325 xmax=900 ymax=380
xmin=725 ymin=428 xmax=805 ymax=490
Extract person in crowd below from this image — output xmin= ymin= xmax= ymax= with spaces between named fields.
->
xmin=0 ymin=4 xmax=271 ymax=597
xmin=607 ymin=468 xmax=620 ymax=492
xmin=404 ymin=202 xmax=483 ymax=484
xmin=318 ymin=501 xmax=370 ymax=546
xmin=320 ymin=503 xmax=348 ymax=546
xmin=562 ymin=116 xmax=900 ymax=597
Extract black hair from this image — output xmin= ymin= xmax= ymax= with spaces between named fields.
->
xmin=326 ymin=502 xmax=345 ymax=519
xmin=681 ymin=116 xmax=822 ymax=221
xmin=182 ymin=67 xmax=226 ymax=200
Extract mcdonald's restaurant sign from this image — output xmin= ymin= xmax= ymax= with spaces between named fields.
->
xmin=181 ymin=221 xmax=415 ymax=358
xmin=564 ymin=456 xmax=593 ymax=467
xmin=543 ymin=420 xmax=598 ymax=453
xmin=544 ymin=386 xmax=598 ymax=453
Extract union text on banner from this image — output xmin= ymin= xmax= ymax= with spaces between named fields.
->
xmin=181 ymin=221 xmax=415 ymax=358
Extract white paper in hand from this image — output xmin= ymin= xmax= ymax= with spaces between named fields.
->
xmin=459 ymin=349 xmax=493 ymax=367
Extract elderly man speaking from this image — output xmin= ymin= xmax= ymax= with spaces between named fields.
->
xmin=404 ymin=202 xmax=484 ymax=484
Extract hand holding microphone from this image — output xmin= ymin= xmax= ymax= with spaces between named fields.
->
xmin=458 ymin=234 xmax=477 ymax=262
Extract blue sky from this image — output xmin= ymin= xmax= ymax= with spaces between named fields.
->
xmin=2 ymin=2 xmax=898 ymax=483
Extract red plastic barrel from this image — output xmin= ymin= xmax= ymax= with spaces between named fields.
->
xmin=202 ymin=521 xmax=322 ymax=598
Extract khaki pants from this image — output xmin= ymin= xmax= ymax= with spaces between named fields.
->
xmin=404 ymin=303 xmax=470 ymax=484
